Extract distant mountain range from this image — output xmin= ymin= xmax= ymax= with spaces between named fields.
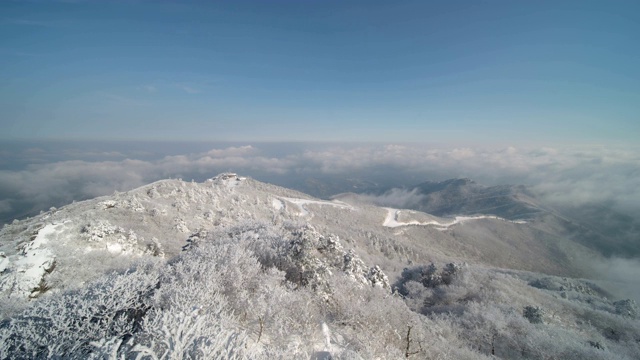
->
xmin=392 ymin=178 xmax=541 ymax=220
xmin=333 ymin=177 xmax=640 ymax=259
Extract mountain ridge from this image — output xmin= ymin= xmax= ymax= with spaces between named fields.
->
xmin=1 ymin=173 xmax=639 ymax=359
xmin=0 ymin=174 xmax=601 ymax=303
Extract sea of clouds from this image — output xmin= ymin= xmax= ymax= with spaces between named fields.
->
xmin=1 ymin=141 xmax=638 ymax=221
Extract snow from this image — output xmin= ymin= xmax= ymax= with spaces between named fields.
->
xmin=107 ymin=243 xmax=124 ymax=253
xmin=3 ymin=173 xmax=630 ymax=360
xmin=322 ymin=322 xmax=331 ymax=350
xmin=282 ymin=197 xmax=352 ymax=217
xmin=28 ymin=223 xmax=56 ymax=249
xmin=1 ymin=174 xmax=538 ymax=309
xmin=0 ymin=255 xmax=9 ymax=273
xmin=272 ymin=198 xmax=284 ymax=210
xmin=383 ymin=208 xmax=526 ymax=230
xmin=9 ymin=223 xmax=64 ymax=298
xmin=82 ymin=220 xmax=152 ymax=255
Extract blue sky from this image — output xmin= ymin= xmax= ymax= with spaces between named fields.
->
xmin=1 ymin=0 xmax=639 ymax=143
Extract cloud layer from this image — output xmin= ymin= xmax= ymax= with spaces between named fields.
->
xmin=1 ymin=142 xmax=639 ymax=227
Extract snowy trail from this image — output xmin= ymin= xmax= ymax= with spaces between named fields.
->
xmin=383 ymin=208 xmax=525 ymax=230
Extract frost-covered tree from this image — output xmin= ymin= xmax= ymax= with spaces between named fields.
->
xmin=131 ymin=293 xmax=249 ymax=360
xmin=614 ymin=299 xmax=638 ymax=318
xmin=523 ymin=305 xmax=545 ymax=324
xmin=0 ymin=260 xmax=163 ymax=359
xmin=4 ymin=219 xmax=640 ymax=360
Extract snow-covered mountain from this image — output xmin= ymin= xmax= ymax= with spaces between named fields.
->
xmin=339 ymin=177 xmax=640 ymax=260
xmin=1 ymin=174 xmax=638 ymax=359
xmin=336 ymin=178 xmax=541 ymax=220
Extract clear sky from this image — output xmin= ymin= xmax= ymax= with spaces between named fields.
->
xmin=1 ymin=0 xmax=639 ymax=143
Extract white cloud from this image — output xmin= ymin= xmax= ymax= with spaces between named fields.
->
xmin=593 ymin=257 xmax=640 ymax=303
xmin=355 ymin=188 xmax=426 ymax=209
xmin=0 ymin=145 xmax=298 ymax=221
xmin=205 ymin=145 xmax=256 ymax=157
xmin=298 ymin=144 xmax=640 ymax=211
xmin=1 ymin=143 xmax=639 ymax=227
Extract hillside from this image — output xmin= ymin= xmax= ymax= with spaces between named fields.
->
xmin=0 ymin=174 xmax=638 ymax=359
xmin=337 ymin=177 xmax=640 ymax=260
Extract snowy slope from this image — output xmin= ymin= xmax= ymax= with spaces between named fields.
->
xmin=0 ymin=173 xmax=600 ymax=304
xmin=1 ymin=174 xmax=639 ymax=360
xmin=0 ymin=174 xmax=360 ymax=302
